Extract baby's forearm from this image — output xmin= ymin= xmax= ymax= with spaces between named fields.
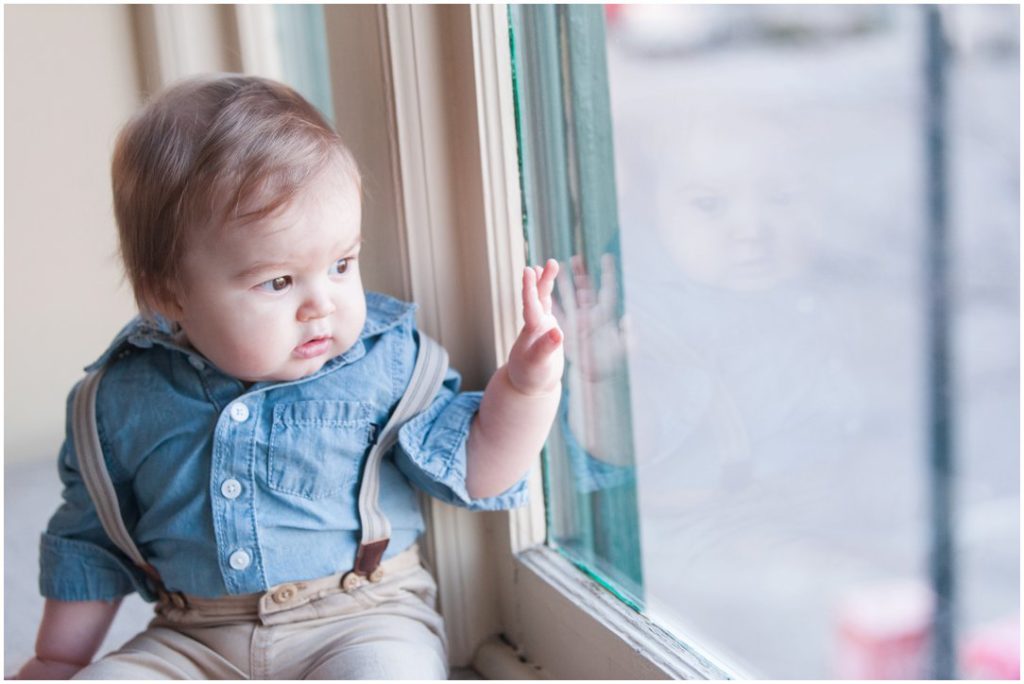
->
xmin=33 ymin=598 xmax=121 ymax=668
xmin=466 ymin=365 xmax=560 ymax=499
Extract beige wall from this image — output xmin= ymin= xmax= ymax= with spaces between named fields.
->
xmin=5 ymin=5 xmax=142 ymax=464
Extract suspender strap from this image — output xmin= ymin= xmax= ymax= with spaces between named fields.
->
xmin=353 ymin=332 xmax=448 ymax=579
xmin=72 ymin=368 xmax=162 ymax=585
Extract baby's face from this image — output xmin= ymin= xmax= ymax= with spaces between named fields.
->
xmin=655 ymin=154 xmax=811 ymax=292
xmin=170 ymin=168 xmax=366 ymax=383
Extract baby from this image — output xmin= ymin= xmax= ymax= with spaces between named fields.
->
xmin=17 ymin=74 xmax=563 ymax=679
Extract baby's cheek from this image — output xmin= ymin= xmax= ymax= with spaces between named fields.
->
xmin=221 ymin=330 xmax=285 ymax=380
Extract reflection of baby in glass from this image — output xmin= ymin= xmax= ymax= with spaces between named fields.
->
xmin=559 ymin=111 xmax=862 ymax=511
xmin=665 ymin=135 xmax=811 ymax=293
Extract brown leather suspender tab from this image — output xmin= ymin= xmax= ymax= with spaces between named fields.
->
xmin=354 ymin=539 xmax=389 ymax=578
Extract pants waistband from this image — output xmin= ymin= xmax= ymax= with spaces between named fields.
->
xmin=162 ymin=544 xmax=422 ymax=619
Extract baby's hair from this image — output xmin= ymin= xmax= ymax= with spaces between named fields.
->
xmin=111 ymin=73 xmax=360 ymax=316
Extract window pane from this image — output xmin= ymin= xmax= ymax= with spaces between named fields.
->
xmin=512 ymin=4 xmax=1019 ymax=679
xmin=510 ymin=4 xmax=645 ymax=608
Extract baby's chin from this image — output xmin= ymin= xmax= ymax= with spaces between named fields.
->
xmin=251 ymin=357 xmax=334 ymax=384
xmin=247 ymin=344 xmax=357 ymax=383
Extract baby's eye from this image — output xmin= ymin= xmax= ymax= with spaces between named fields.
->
xmin=330 ymin=258 xmax=350 ymax=276
xmin=258 ymin=275 xmax=292 ymax=293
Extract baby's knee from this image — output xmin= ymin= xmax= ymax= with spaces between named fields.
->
xmin=73 ymin=626 xmax=246 ymax=680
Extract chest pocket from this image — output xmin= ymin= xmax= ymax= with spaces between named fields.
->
xmin=267 ymin=400 xmax=376 ymax=500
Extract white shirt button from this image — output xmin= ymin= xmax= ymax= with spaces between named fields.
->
xmin=229 ymin=403 xmax=250 ymax=422
xmin=188 ymin=356 xmax=205 ymax=371
xmin=221 ymin=479 xmax=242 ymax=499
xmin=228 ymin=549 xmax=251 ymax=571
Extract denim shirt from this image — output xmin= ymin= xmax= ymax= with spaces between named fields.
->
xmin=40 ymin=292 xmax=528 ymax=601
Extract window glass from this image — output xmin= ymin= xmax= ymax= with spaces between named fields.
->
xmin=511 ymin=4 xmax=645 ymax=608
xmin=511 ymin=5 xmax=1019 ymax=679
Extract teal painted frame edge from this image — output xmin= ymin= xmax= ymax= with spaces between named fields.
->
xmin=508 ymin=3 xmax=645 ymax=610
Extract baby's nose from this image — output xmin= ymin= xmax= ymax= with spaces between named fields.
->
xmin=298 ymin=290 xmax=336 ymax=321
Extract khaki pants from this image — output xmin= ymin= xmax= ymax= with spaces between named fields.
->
xmin=73 ymin=547 xmax=448 ymax=680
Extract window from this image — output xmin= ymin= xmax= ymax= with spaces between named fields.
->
xmin=511 ymin=4 xmax=1019 ymax=680
xmin=28 ymin=4 xmax=1012 ymax=679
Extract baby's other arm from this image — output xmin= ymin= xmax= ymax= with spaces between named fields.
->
xmin=14 ymin=598 xmax=121 ymax=679
xmin=466 ymin=260 xmax=564 ymax=499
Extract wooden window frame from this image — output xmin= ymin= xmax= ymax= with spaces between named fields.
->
xmin=142 ymin=4 xmax=738 ymax=677
xmin=376 ymin=5 xmax=739 ymax=679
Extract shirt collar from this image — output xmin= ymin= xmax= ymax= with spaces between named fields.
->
xmin=83 ymin=291 xmax=418 ymax=374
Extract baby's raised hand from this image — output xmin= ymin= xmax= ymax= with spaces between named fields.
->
xmin=506 ymin=259 xmax=565 ymax=395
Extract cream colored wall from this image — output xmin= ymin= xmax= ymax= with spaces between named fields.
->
xmin=5 ymin=5 xmax=142 ymax=464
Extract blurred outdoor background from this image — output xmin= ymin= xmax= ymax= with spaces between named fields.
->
xmin=600 ymin=4 xmax=1018 ymax=679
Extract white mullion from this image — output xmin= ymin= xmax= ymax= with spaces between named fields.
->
xmin=385 ymin=4 xmax=444 ymax=339
xmin=373 ymin=4 xmax=413 ymax=301
xmin=468 ymin=5 xmax=549 ymax=557
xmin=472 ymin=3 xmax=525 ymax=365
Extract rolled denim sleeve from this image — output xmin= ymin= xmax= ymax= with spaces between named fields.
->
xmin=395 ymin=367 xmax=529 ymax=511
xmin=39 ymin=381 xmax=153 ymax=602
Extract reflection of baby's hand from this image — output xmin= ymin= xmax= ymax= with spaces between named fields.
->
xmin=553 ymin=253 xmax=626 ymax=380
xmin=553 ymin=253 xmax=635 ymax=468
xmin=506 ymin=259 xmax=564 ymax=396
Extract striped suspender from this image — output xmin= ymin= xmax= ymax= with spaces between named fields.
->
xmin=351 ymin=333 xmax=448 ymax=580
xmin=72 ymin=368 xmax=164 ymax=587
xmin=72 ymin=332 xmax=448 ymax=591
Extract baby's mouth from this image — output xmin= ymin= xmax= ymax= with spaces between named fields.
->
xmin=293 ymin=335 xmax=332 ymax=359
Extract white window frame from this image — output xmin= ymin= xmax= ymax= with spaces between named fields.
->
xmin=374 ymin=5 xmax=738 ymax=679
xmin=142 ymin=4 xmax=737 ymax=677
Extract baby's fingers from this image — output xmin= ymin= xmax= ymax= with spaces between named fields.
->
xmin=522 ymin=266 xmax=542 ymax=329
xmin=526 ymin=326 xmax=564 ymax=364
xmin=537 ymin=259 xmax=558 ymax=314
